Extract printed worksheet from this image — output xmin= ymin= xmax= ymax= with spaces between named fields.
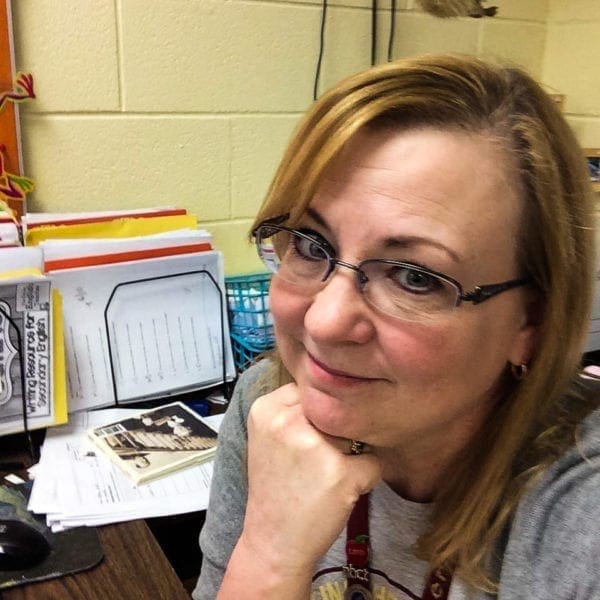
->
xmin=50 ymin=250 xmax=235 ymax=412
xmin=28 ymin=408 xmax=223 ymax=530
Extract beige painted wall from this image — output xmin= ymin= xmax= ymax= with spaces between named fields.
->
xmin=11 ymin=0 xmax=551 ymax=274
xmin=543 ymin=0 xmax=600 ymax=147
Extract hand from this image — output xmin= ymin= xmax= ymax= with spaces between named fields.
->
xmin=240 ymin=383 xmax=382 ymax=580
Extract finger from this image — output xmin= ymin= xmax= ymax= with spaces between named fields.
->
xmin=310 ymin=428 xmax=372 ymax=456
xmin=251 ymin=388 xmax=372 ymax=459
xmin=265 ymin=382 xmax=302 ymax=407
xmin=346 ymin=453 xmax=383 ymax=495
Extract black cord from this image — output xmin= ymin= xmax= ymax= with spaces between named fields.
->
xmin=387 ymin=0 xmax=396 ymax=62
xmin=371 ymin=0 xmax=377 ymax=65
xmin=313 ymin=0 xmax=328 ymax=101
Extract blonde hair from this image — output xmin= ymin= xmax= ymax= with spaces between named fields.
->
xmin=251 ymin=54 xmax=598 ymax=591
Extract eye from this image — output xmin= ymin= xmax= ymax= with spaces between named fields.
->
xmin=389 ymin=265 xmax=442 ymax=294
xmin=292 ymin=230 xmax=333 ymax=262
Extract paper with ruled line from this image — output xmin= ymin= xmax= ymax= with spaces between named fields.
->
xmin=28 ymin=407 xmax=224 ymax=531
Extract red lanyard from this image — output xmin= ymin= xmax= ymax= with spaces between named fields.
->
xmin=344 ymin=493 xmax=371 ymax=599
xmin=344 ymin=493 xmax=452 ymax=600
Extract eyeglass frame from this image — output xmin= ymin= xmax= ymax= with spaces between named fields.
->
xmin=252 ymin=214 xmax=532 ymax=309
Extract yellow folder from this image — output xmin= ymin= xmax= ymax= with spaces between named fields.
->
xmin=52 ymin=289 xmax=68 ymax=426
xmin=25 ymin=214 xmax=198 ymax=246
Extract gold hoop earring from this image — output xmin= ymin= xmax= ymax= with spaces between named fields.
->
xmin=510 ymin=363 xmax=528 ymax=381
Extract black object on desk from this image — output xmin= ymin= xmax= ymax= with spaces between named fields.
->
xmin=0 ymin=519 xmax=50 ymax=570
xmin=0 ymin=482 xmax=103 ymax=590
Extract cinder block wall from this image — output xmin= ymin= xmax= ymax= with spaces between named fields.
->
xmin=11 ymin=0 xmax=551 ymax=274
xmin=543 ymin=0 xmax=600 ymax=147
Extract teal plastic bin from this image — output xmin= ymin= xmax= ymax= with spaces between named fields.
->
xmin=225 ymin=272 xmax=275 ymax=371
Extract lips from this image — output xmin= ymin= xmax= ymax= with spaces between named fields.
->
xmin=307 ymin=352 xmax=378 ymax=381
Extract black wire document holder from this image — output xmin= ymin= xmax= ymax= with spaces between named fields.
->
xmin=103 ymin=269 xmax=233 ymax=407
xmin=0 ymin=306 xmax=37 ymax=468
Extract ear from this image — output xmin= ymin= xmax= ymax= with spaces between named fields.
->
xmin=508 ymin=292 xmax=542 ymax=366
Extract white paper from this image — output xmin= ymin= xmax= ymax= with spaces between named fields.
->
xmin=50 ymin=250 xmax=235 ymax=411
xmin=0 ymin=246 xmax=43 ymax=271
xmin=28 ymin=407 xmax=223 ymax=530
xmin=0 ymin=222 xmax=21 ymax=247
xmin=106 ymin=272 xmax=227 ymax=402
xmin=40 ymin=229 xmax=212 ymax=263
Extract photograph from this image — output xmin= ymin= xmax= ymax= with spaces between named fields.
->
xmin=88 ymin=401 xmax=218 ymax=484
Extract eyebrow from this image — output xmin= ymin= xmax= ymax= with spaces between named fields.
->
xmin=304 ymin=207 xmax=461 ymax=263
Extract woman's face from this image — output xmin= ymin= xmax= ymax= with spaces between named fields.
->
xmin=269 ymin=127 xmax=537 ymax=453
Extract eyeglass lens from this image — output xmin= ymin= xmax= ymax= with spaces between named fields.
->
xmin=256 ymin=226 xmax=461 ymax=321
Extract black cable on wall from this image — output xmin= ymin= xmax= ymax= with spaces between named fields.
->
xmin=313 ymin=0 xmax=400 ymax=101
xmin=388 ymin=0 xmax=397 ymax=62
xmin=312 ymin=1 xmax=496 ymax=100
xmin=371 ymin=0 xmax=377 ymax=65
xmin=313 ymin=0 xmax=328 ymax=101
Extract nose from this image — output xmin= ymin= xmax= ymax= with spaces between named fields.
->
xmin=322 ymin=258 xmax=367 ymax=290
xmin=303 ymin=264 xmax=375 ymax=345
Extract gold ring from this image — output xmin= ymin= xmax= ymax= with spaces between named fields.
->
xmin=349 ymin=440 xmax=365 ymax=455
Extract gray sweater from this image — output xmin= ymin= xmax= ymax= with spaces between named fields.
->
xmin=193 ymin=358 xmax=600 ymax=599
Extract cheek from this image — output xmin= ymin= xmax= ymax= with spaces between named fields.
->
xmin=380 ymin=321 xmax=456 ymax=376
xmin=381 ymin=316 xmax=499 ymax=387
xmin=269 ymin=277 xmax=310 ymax=347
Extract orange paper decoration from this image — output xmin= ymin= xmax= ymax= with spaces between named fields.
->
xmin=0 ymin=0 xmax=30 ymax=219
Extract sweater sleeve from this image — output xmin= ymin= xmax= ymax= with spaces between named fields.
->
xmin=192 ymin=357 xmax=280 ymax=600
xmin=498 ymin=408 xmax=600 ymax=600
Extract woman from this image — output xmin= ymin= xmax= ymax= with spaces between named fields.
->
xmin=193 ymin=54 xmax=600 ymax=599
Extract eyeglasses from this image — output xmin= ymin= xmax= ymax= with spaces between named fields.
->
xmin=252 ymin=215 xmax=532 ymax=323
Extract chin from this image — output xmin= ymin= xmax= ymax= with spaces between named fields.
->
xmin=298 ymin=383 xmax=366 ymax=440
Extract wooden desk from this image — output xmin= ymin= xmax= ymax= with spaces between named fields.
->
xmin=0 ymin=409 xmax=215 ymax=599
xmin=0 ymin=519 xmax=191 ymax=599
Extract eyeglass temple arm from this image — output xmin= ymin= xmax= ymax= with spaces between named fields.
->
xmin=460 ymin=277 xmax=532 ymax=305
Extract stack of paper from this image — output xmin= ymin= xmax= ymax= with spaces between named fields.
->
xmin=28 ymin=407 xmax=224 ymax=531
xmin=21 ymin=207 xmax=197 ymax=246
xmin=0 ymin=220 xmax=20 ymax=247
xmin=0 ymin=247 xmax=67 ymax=436
xmin=23 ymin=207 xmax=236 ymax=412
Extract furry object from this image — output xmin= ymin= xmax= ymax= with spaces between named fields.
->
xmin=417 ymin=0 xmax=497 ymax=18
